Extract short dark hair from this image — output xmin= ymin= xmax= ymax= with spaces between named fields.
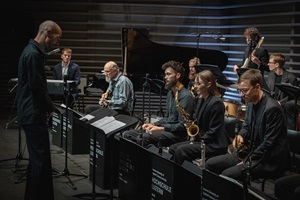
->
xmin=238 ymin=69 xmax=262 ymax=87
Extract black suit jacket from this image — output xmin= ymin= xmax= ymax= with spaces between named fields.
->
xmin=52 ymin=61 xmax=81 ymax=86
xmin=267 ymin=69 xmax=299 ymax=100
xmin=194 ymin=95 xmax=229 ymax=150
xmin=239 ymin=46 xmax=270 ymax=75
xmin=239 ymin=94 xmax=290 ymax=175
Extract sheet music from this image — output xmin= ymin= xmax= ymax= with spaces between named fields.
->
xmin=80 ymin=114 xmax=95 ymax=121
xmin=91 ymin=116 xmax=126 ymax=134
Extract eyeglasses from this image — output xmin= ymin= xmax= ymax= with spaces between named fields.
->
xmin=237 ymin=87 xmax=253 ymax=95
xmin=268 ymin=62 xmax=276 ymax=64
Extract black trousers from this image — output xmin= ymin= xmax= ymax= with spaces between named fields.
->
xmin=23 ymin=123 xmax=54 ymax=200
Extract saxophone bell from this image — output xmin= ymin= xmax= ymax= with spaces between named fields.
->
xmin=175 ymin=89 xmax=200 ymax=139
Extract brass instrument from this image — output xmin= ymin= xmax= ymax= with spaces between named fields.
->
xmin=99 ymin=90 xmax=112 ymax=108
xmin=236 ymin=141 xmax=250 ymax=161
xmin=175 ymin=89 xmax=200 ymax=138
xmin=230 ymin=123 xmax=250 ymax=160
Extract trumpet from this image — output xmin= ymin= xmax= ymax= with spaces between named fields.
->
xmin=175 ymin=89 xmax=200 ymax=138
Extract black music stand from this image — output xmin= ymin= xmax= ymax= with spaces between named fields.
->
xmin=275 ymin=83 xmax=300 ymax=130
xmin=54 ymin=76 xmax=87 ymax=190
xmin=196 ymin=64 xmax=227 ymax=83
xmin=74 ymin=111 xmax=138 ymax=200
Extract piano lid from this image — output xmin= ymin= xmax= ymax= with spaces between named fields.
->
xmin=122 ymin=28 xmax=228 ymax=78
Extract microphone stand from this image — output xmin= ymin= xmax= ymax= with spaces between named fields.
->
xmin=196 ymin=33 xmax=201 ymax=63
xmin=140 ymin=74 xmax=150 ymax=146
xmin=55 ymin=75 xmax=87 ymax=189
xmin=152 ymin=79 xmax=164 ymax=118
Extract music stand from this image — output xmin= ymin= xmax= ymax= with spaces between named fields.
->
xmin=54 ymin=76 xmax=87 ymax=190
xmin=275 ymin=83 xmax=300 ymax=130
xmin=196 ymin=64 xmax=227 ymax=83
xmin=74 ymin=111 xmax=138 ymax=200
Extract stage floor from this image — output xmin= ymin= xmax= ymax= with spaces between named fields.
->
xmin=0 ymin=110 xmax=277 ymax=200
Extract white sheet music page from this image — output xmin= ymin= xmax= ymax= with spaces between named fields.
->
xmin=91 ymin=116 xmax=125 ymax=134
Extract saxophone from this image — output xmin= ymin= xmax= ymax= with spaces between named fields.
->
xmin=175 ymin=89 xmax=200 ymax=139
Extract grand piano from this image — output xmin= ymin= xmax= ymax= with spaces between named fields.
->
xmin=121 ymin=27 xmax=229 ymax=92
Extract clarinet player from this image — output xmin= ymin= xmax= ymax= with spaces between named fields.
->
xmin=206 ymin=69 xmax=290 ymax=182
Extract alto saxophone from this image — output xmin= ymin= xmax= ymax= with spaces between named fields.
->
xmin=175 ymin=89 xmax=200 ymax=139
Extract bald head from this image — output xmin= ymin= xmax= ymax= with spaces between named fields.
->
xmin=103 ymin=61 xmax=119 ymax=80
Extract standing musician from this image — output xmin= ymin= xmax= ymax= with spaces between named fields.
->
xmin=206 ymin=69 xmax=290 ymax=181
xmin=233 ymin=27 xmax=269 ymax=76
xmin=84 ymin=61 xmax=134 ymax=115
xmin=122 ymin=60 xmax=194 ymax=147
xmin=168 ymin=70 xmax=229 ymax=165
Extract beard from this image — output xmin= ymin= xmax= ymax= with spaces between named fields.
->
xmin=165 ymin=78 xmax=176 ymax=90
xmin=105 ymin=76 xmax=111 ymax=83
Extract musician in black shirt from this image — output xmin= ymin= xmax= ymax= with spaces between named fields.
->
xmin=206 ymin=69 xmax=290 ymax=181
xmin=233 ymin=27 xmax=269 ymax=76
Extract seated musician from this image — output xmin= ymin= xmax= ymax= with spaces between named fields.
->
xmin=266 ymin=53 xmax=299 ymax=130
xmin=187 ymin=57 xmax=201 ymax=97
xmin=205 ymin=69 xmax=290 ymax=181
xmin=122 ymin=60 xmax=194 ymax=147
xmin=84 ymin=61 xmax=134 ymax=116
xmin=168 ymin=70 xmax=229 ymax=165
xmin=52 ymin=48 xmax=81 ymax=108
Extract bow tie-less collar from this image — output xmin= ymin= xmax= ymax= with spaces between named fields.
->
xmin=62 ymin=61 xmax=70 ymax=68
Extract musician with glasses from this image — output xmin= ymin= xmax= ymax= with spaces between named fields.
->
xmin=168 ymin=70 xmax=229 ymax=165
xmin=233 ymin=27 xmax=269 ymax=76
xmin=266 ymin=53 xmax=299 ymax=130
xmin=84 ymin=61 xmax=134 ymax=116
xmin=206 ymin=69 xmax=290 ymax=182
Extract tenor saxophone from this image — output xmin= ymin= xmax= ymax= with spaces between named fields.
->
xmin=175 ymin=89 xmax=200 ymax=138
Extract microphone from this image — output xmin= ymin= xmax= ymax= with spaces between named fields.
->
xmin=46 ymin=48 xmax=60 ymax=56
xmin=214 ymin=36 xmax=227 ymax=42
xmin=63 ymin=74 xmax=68 ymax=83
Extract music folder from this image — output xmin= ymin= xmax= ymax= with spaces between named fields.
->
xmin=87 ymin=109 xmax=139 ymax=189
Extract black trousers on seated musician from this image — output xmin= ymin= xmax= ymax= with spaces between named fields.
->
xmin=122 ymin=129 xmax=187 ymax=148
xmin=168 ymin=140 xmax=228 ymax=165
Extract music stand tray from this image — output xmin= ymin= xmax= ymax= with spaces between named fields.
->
xmin=275 ymin=83 xmax=300 ymax=130
xmin=196 ymin=64 xmax=226 ymax=82
xmin=275 ymin=83 xmax=300 ymax=98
